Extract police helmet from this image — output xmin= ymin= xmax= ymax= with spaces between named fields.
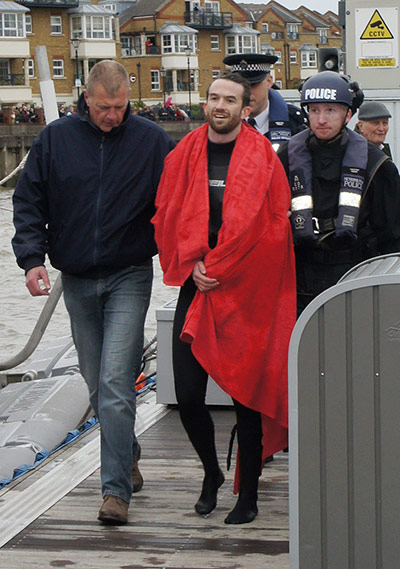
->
xmin=300 ymin=71 xmax=364 ymax=115
xmin=358 ymin=101 xmax=391 ymax=120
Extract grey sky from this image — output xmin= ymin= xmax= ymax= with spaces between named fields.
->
xmin=239 ymin=0 xmax=339 ymax=14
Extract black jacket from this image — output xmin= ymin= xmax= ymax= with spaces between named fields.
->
xmin=278 ymin=129 xmax=400 ymax=311
xmin=12 ymin=97 xmax=175 ymax=275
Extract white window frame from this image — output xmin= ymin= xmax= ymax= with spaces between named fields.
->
xmin=50 ymin=15 xmax=62 ymax=35
xmin=301 ymin=50 xmax=317 ymax=68
xmin=212 ymin=69 xmax=220 ymax=80
xmin=261 ymin=23 xmax=268 ymax=33
xmin=71 ymin=16 xmax=82 ymax=38
xmin=210 ymin=35 xmax=219 ymax=50
xmin=71 ymin=15 xmax=112 ymax=40
xmin=121 ymin=36 xmax=136 ymax=56
xmin=275 ymin=50 xmax=282 ymax=64
xmin=162 ymin=33 xmax=195 ymax=54
xmin=25 ymin=14 xmax=32 ymax=34
xmin=290 ymin=50 xmax=297 ymax=64
xmin=0 ymin=13 xmax=25 ymax=37
xmin=204 ymin=1 xmax=220 ymax=12
xmin=52 ymin=59 xmax=64 ymax=78
xmin=226 ymin=34 xmax=256 ymax=55
xmin=85 ymin=15 xmax=111 ymax=39
xmin=27 ymin=58 xmax=34 ymax=77
xmin=275 ymin=79 xmax=283 ymax=89
xmin=151 ymin=69 xmax=160 ymax=91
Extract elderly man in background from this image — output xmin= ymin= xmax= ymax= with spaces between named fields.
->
xmin=356 ymin=101 xmax=393 ymax=159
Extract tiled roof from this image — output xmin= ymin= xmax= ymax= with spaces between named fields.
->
xmin=119 ymin=0 xmax=166 ymax=26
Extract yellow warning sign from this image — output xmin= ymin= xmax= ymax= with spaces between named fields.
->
xmin=360 ymin=10 xmax=394 ymax=40
xmin=359 ymin=58 xmax=396 ymax=67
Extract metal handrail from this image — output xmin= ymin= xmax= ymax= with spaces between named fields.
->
xmin=0 ymin=273 xmax=63 ymax=371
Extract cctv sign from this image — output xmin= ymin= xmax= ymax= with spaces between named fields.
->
xmin=356 ymin=8 xmax=398 ymax=68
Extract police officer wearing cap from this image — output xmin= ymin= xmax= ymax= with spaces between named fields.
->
xmin=356 ymin=101 xmax=393 ymax=159
xmin=277 ymin=71 xmax=400 ymax=315
xmin=223 ymin=53 xmax=305 ymax=150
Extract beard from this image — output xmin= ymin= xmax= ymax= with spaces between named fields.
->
xmin=207 ymin=112 xmax=242 ymax=134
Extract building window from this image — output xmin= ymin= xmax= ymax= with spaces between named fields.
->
xmin=286 ymin=23 xmax=298 ymax=40
xmin=162 ymin=33 xmax=195 ymax=54
xmin=318 ymin=29 xmax=328 ymax=44
xmin=71 ymin=15 xmax=112 ymax=40
xmin=162 ymin=34 xmax=172 ymax=53
xmin=27 ymin=58 xmax=34 ymax=77
xmin=103 ymin=4 xmax=116 ymax=11
xmin=175 ymin=34 xmax=194 ymax=53
xmin=275 ymin=79 xmax=282 ymax=89
xmin=50 ymin=15 xmax=62 ymax=35
xmin=25 ymin=15 xmax=32 ymax=34
xmin=0 ymin=13 xmax=24 ymax=37
xmin=71 ymin=16 xmax=82 ymax=38
xmin=226 ymin=34 xmax=257 ymax=55
xmin=151 ymin=70 xmax=160 ymax=90
xmin=86 ymin=15 xmax=111 ymax=39
xmin=53 ymin=59 xmax=64 ymax=78
xmin=204 ymin=1 xmax=220 ymax=12
xmin=301 ymin=50 xmax=317 ymax=68
xmin=275 ymin=50 xmax=282 ymax=63
xmin=212 ymin=69 xmax=220 ymax=79
xmin=121 ymin=36 xmax=136 ymax=56
xmin=210 ymin=35 xmax=219 ymax=50
xmin=290 ymin=50 xmax=297 ymax=64
xmin=261 ymin=23 xmax=268 ymax=33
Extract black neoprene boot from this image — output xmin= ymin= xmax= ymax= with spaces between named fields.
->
xmin=225 ymin=399 xmax=262 ymax=525
xmin=224 ymin=488 xmax=258 ymax=524
xmin=195 ymin=468 xmax=225 ymax=515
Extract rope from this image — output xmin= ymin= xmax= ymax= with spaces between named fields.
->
xmin=0 ymin=152 xmax=29 ymax=186
xmin=0 ymin=273 xmax=63 ymax=371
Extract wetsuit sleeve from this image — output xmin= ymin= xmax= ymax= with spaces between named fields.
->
xmin=368 ymin=159 xmax=400 ymax=253
xmin=12 ymin=131 xmax=50 ymax=272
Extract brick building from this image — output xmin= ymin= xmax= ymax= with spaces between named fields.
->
xmin=0 ymin=0 xmax=341 ymax=112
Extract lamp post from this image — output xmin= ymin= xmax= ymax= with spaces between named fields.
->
xmin=160 ymin=66 xmax=166 ymax=105
xmin=70 ymin=36 xmax=81 ymax=99
xmin=136 ymin=62 xmax=142 ymax=102
xmin=184 ymin=46 xmax=192 ymax=119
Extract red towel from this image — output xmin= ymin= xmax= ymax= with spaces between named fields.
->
xmin=153 ymin=122 xmax=296 ymax=484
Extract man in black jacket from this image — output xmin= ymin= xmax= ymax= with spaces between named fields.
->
xmin=12 ymin=60 xmax=175 ymax=525
xmin=277 ymin=71 xmax=400 ymax=315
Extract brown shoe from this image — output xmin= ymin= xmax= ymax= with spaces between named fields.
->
xmin=132 ymin=445 xmax=143 ymax=493
xmin=98 ymin=495 xmax=129 ymax=525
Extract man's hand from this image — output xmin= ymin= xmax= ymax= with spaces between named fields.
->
xmin=26 ymin=266 xmax=51 ymax=296
xmin=192 ymin=261 xmax=220 ymax=293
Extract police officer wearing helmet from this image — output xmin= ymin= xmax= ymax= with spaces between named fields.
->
xmin=356 ymin=101 xmax=393 ymax=159
xmin=278 ymin=71 xmax=400 ymax=315
xmin=223 ymin=53 xmax=306 ymax=150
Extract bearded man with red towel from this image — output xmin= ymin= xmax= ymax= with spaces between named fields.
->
xmin=152 ymin=73 xmax=296 ymax=524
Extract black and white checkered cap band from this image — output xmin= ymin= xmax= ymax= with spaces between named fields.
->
xmin=230 ymin=61 xmax=271 ymax=72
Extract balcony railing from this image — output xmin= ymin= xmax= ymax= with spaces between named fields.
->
xmin=0 ymin=74 xmax=25 ymax=86
xmin=185 ymin=10 xmax=233 ymax=29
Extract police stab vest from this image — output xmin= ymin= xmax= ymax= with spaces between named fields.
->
xmin=267 ymin=89 xmax=291 ymax=146
xmin=288 ymin=128 xmax=368 ymax=244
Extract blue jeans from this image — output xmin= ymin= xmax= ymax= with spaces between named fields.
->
xmin=62 ymin=263 xmax=153 ymax=503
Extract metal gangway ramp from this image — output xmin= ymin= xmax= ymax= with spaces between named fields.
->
xmin=288 ymin=253 xmax=400 ymax=569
